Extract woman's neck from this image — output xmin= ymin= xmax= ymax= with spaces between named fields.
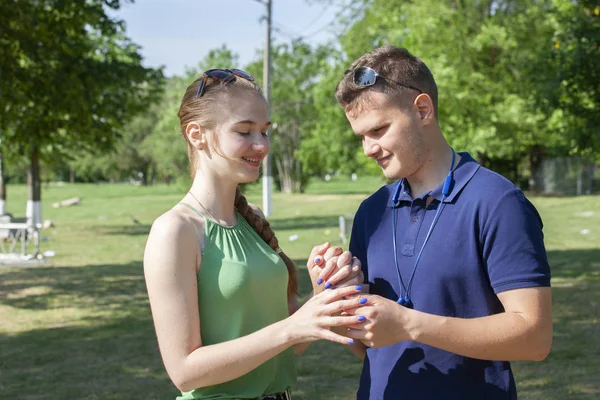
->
xmin=187 ymin=173 xmax=238 ymax=226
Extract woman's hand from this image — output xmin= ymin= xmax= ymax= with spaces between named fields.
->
xmin=283 ymin=285 xmax=368 ymax=345
xmin=306 ymin=242 xmax=364 ymax=295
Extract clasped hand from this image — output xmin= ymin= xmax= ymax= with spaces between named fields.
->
xmin=307 ymin=243 xmax=416 ymax=348
xmin=306 ymin=242 xmax=364 ymax=295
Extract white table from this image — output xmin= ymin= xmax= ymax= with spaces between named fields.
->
xmin=0 ymin=222 xmax=41 ymax=258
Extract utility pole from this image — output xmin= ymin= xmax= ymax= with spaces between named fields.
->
xmin=262 ymin=0 xmax=273 ymax=216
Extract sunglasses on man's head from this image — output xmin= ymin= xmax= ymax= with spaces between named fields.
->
xmin=195 ymin=68 xmax=255 ymax=98
xmin=344 ymin=66 xmax=422 ymax=93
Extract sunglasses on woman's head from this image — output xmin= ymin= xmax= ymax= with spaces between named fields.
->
xmin=195 ymin=68 xmax=255 ymax=98
xmin=344 ymin=66 xmax=422 ymax=93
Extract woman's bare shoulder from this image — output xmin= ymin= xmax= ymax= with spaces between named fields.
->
xmin=144 ymin=205 xmax=206 ymax=272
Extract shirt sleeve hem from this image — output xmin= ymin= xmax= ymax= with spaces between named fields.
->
xmin=493 ymin=277 xmax=551 ymax=294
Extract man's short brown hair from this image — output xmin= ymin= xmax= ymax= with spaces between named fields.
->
xmin=335 ymin=45 xmax=438 ymax=117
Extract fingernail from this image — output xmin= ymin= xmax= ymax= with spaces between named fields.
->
xmin=348 ymin=339 xmax=355 ymax=345
xmin=316 ymin=278 xmax=323 ymax=285
xmin=357 ymin=316 xmax=366 ymax=322
xmin=359 ymin=298 xmax=367 ymax=304
xmin=324 ymin=282 xmax=332 ymax=289
xmin=355 ymin=285 xmax=363 ymax=291
xmin=314 ymin=256 xmax=322 ymax=264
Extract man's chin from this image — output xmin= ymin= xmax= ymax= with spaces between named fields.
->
xmin=382 ymin=168 xmax=401 ymax=181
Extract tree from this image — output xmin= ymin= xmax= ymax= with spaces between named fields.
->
xmin=248 ymin=41 xmax=337 ymax=193
xmin=536 ymin=0 xmax=600 ymax=162
xmin=0 ymin=0 xmax=163 ymax=224
xmin=297 ymin=53 xmax=366 ymax=179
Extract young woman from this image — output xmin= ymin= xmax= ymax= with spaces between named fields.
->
xmin=143 ymin=69 xmax=364 ymax=400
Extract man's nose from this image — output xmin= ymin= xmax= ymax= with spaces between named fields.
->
xmin=363 ymin=137 xmax=381 ymax=158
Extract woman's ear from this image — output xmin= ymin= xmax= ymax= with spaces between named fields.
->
xmin=185 ymin=122 xmax=206 ymax=150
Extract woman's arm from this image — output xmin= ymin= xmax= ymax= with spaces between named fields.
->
xmin=144 ymin=212 xmax=363 ymax=392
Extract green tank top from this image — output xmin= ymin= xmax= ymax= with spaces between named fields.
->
xmin=176 ymin=203 xmax=296 ymax=400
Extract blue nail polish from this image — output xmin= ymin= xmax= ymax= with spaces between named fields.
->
xmin=316 ymin=278 xmax=323 ymax=285
xmin=314 ymin=256 xmax=322 ymax=264
xmin=357 ymin=316 xmax=366 ymax=322
xmin=355 ymin=285 xmax=363 ymax=291
xmin=348 ymin=339 xmax=355 ymax=345
xmin=359 ymin=298 xmax=368 ymax=304
xmin=324 ymin=282 xmax=332 ymax=289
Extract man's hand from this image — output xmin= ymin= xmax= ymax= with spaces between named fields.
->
xmin=344 ymin=294 xmax=414 ymax=348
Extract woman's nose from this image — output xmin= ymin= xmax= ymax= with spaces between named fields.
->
xmin=252 ymin=133 xmax=270 ymax=151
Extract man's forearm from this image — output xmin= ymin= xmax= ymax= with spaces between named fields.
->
xmin=410 ymin=310 xmax=552 ymax=361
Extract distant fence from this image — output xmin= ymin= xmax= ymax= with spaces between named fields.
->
xmin=533 ymin=157 xmax=598 ymax=195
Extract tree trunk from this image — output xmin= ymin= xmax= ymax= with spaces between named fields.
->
xmin=26 ymin=143 xmax=42 ymax=228
xmin=275 ymin=155 xmax=293 ymax=194
xmin=70 ymin=166 xmax=75 ymax=184
xmin=0 ymin=147 xmax=6 ymax=215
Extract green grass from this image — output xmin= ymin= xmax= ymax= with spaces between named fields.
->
xmin=0 ymin=177 xmax=599 ymax=399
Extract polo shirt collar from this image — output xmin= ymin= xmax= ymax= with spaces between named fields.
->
xmin=388 ymin=152 xmax=480 ymax=208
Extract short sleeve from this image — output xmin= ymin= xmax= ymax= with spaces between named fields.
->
xmin=482 ymin=189 xmax=551 ymax=293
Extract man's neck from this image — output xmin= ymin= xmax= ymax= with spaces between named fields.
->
xmin=406 ymin=146 xmax=459 ymax=199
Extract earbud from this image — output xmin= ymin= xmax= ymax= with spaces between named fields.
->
xmin=442 ymin=174 xmax=452 ymax=196
xmin=392 ymin=181 xmax=403 ymax=207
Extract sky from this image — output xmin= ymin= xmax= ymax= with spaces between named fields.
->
xmin=110 ymin=0 xmax=342 ymax=77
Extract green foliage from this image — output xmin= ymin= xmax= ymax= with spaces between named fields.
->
xmin=247 ymin=41 xmax=338 ymax=192
xmin=535 ymin=0 xmax=600 ymax=161
xmin=4 ymin=0 xmax=596 ymax=191
xmin=0 ymin=0 xmax=164 ymax=159
xmin=298 ymin=53 xmax=365 ymax=177
xmin=334 ymin=0 xmax=599 ymax=179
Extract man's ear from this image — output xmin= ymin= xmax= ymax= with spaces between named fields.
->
xmin=414 ymin=93 xmax=435 ymax=124
xmin=185 ymin=122 xmax=206 ymax=149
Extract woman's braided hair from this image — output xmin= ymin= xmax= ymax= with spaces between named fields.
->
xmin=235 ymin=186 xmax=299 ymax=298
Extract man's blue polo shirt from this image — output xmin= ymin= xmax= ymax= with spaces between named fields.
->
xmin=349 ymin=152 xmax=551 ymax=400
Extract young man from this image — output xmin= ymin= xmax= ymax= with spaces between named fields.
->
xmin=334 ymin=45 xmax=552 ymax=399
